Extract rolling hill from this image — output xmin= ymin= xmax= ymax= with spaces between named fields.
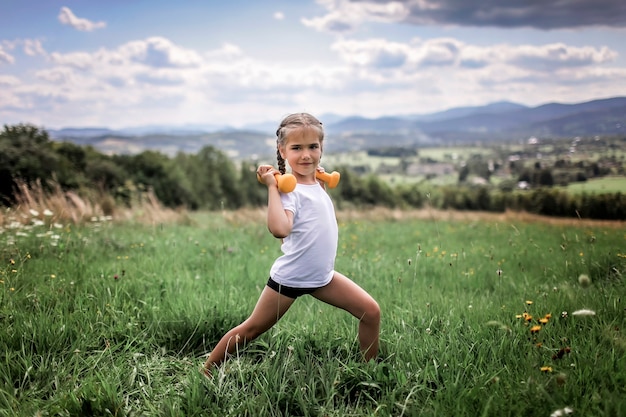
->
xmin=49 ymin=96 xmax=626 ymax=158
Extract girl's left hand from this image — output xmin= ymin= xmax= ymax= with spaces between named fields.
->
xmin=316 ymin=166 xmax=326 ymax=188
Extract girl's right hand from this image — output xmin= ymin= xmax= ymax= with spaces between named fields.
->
xmin=257 ymin=165 xmax=278 ymax=188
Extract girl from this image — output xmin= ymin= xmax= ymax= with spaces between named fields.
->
xmin=203 ymin=113 xmax=380 ymax=374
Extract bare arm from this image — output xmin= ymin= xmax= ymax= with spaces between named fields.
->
xmin=266 ymin=184 xmax=293 ymax=238
xmin=258 ymin=165 xmax=293 ymax=238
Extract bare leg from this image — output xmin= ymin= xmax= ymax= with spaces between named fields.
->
xmin=204 ymin=287 xmax=296 ymax=373
xmin=312 ymin=271 xmax=380 ymax=361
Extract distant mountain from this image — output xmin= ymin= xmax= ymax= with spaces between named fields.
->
xmin=49 ymin=96 xmax=626 ymax=158
xmin=410 ymin=101 xmax=529 ymax=122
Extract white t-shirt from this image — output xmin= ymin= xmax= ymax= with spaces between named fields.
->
xmin=269 ymin=183 xmax=338 ymax=288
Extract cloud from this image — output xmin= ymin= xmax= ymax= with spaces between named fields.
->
xmin=274 ymin=11 xmax=285 ymax=20
xmin=3 ymin=32 xmax=625 ymax=128
xmin=23 ymin=39 xmax=46 ymax=57
xmin=308 ymin=0 xmax=626 ymax=32
xmin=121 ymin=37 xmax=203 ymax=68
xmin=303 ymin=0 xmax=408 ymax=33
xmin=504 ymin=43 xmax=617 ymax=71
xmin=58 ymin=7 xmax=106 ymax=32
xmin=0 ymin=75 xmax=20 ymax=86
xmin=331 ymin=37 xmax=618 ymax=73
xmin=0 ymin=47 xmax=15 ymax=65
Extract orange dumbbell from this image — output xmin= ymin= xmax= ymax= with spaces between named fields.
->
xmin=316 ymin=171 xmax=340 ymax=188
xmin=257 ymin=171 xmax=297 ymax=193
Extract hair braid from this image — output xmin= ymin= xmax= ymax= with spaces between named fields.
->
xmin=276 ymin=147 xmax=286 ymax=174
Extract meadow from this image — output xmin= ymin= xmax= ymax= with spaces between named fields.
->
xmin=1 ymin=207 xmax=625 ymax=416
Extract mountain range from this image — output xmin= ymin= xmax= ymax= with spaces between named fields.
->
xmin=49 ymin=96 xmax=626 ymax=159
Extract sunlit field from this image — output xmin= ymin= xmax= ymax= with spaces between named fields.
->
xmin=1 ymin=208 xmax=625 ymax=416
xmin=563 ymin=176 xmax=626 ymax=195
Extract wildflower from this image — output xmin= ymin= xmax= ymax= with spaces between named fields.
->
xmin=540 ymin=366 xmax=552 ymax=372
xmin=496 ymin=269 xmax=503 ymax=276
xmin=525 ymin=300 xmax=533 ymax=305
xmin=572 ymin=309 xmax=596 ymax=316
xmin=530 ymin=325 xmax=542 ymax=334
xmin=43 ymin=209 xmax=53 ymax=216
xmin=29 ymin=209 xmax=39 ymax=217
xmin=578 ymin=274 xmax=591 ymax=288
xmin=550 ymin=406 xmax=574 ymax=417
xmin=9 ymin=259 xmax=15 ymax=265
xmin=539 ymin=317 xmax=549 ymax=324
xmin=561 ymin=311 xmax=568 ymax=318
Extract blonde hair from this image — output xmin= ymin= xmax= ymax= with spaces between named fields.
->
xmin=275 ymin=113 xmax=324 ymax=174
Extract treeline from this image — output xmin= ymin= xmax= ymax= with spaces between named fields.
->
xmin=0 ymin=124 xmax=266 ymax=210
xmin=1 ymin=124 xmax=624 ymax=220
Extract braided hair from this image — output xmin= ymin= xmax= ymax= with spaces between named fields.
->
xmin=275 ymin=113 xmax=324 ymax=174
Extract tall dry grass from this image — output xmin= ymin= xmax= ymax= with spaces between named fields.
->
xmin=0 ymin=179 xmax=186 ymax=228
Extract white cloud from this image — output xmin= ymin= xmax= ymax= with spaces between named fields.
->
xmin=0 ymin=75 xmax=20 ymax=86
xmin=303 ymin=0 xmax=408 ymax=33
xmin=0 ymin=47 xmax=15 ymax=64
xmin=23 ymin=39 xmax=46 ymax=57
xmin=58 ymin=7 xmax=107 ymax=32
xmin=331 ymin=37 xmax=619 ymax=74
xmin=274 ymin=11 xmax=285 ymax=20
xmin=120 ymin=37 xmax=203 ymax=68
xmin=2 ymin=30 xmax=625 ymax=128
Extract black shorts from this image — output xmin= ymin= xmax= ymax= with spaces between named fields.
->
xmin=266 ymin=277 xmax=323 ymax=299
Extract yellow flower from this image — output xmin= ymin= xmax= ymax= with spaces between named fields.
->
xmin=525 ymin=300 xmax=533 ymax=305
xmin=539 ymin=317 xmax=549 ymax=324
xmin=540 ymin=366 xmax=553 ymax=373
xmin=530 ymin=325 xmax=542 ymax=334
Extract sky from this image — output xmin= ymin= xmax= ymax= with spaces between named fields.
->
xmin=1 ymin=0 xmax=626 ymax=129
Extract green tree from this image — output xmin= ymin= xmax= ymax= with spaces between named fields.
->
xmin=0 ymin=124 xmax=58 ymax=204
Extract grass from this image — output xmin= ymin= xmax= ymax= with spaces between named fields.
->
xmin=1 ymin=207 xmax=625 ymax=416
xmin=563 ymin=176 xmax=626 ymax=195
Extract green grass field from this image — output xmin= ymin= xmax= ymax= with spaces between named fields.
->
xmin=1 ymin=210 xmax=625 ymax=416
xmin=563 ymin=176 xmax=626 ymax=195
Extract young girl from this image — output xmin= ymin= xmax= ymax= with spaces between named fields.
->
xmin=203 ymin=112 xmax=380 ymax=374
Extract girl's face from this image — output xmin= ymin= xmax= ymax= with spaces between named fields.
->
xmin=279 ymin=126 xmax=322 ymax=183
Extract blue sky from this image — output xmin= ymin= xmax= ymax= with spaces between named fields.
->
xmin=1 ymin=0 xmax=625 ymax=129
